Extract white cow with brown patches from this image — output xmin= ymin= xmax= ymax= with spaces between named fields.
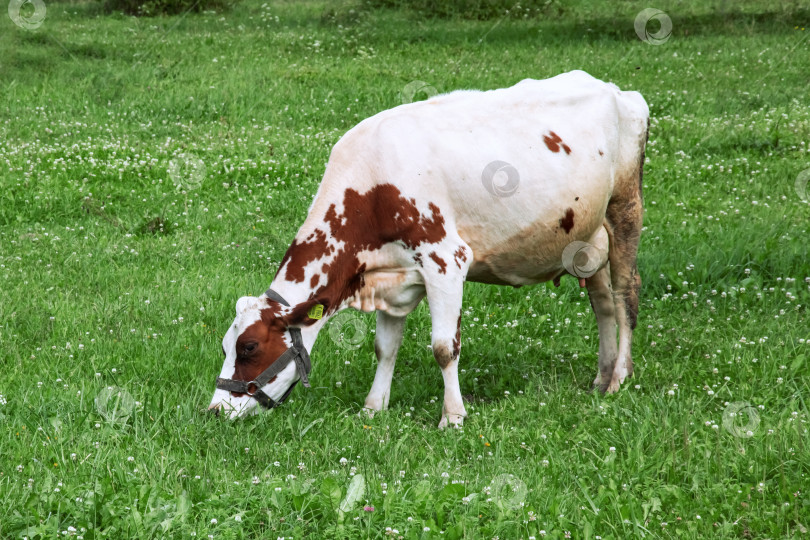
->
xmin=208 ymin=70 xmax=649 ymax=428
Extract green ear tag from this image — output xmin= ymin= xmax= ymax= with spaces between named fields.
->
xmin=308 ymin=304 xmax=324 ymax=320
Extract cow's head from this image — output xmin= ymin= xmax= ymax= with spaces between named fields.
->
xmin=208 ymin=293 xmax=325 ymax=418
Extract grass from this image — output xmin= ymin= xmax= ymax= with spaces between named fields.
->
xmin=1 ymin=0 xmax=809 ymax=538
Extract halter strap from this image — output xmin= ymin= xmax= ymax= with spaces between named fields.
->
xmin=264 ymin=287 xmax=290 ymax=307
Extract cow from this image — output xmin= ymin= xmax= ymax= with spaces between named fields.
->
xmin=208 ymin=70 xmax=649 ymax=428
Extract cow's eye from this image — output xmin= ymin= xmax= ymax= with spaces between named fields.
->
xmin=243 ymin=342 xmax=258 ymax=354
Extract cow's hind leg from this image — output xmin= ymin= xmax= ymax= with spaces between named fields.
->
xmin=363 ymin=311 xmax=407 ymax=416
xmin=586 ymin=264 xmax=618 ymax=392
xmin=604 ymin=189 xmax=644 ymax=393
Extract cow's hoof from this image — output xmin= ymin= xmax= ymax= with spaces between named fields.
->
xmin=438 ymin=414 xmax=464 ymax=430
xmin=605 ymin=367 xmax=630 ymax=394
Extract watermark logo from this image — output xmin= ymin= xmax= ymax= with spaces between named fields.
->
xmin=795 ymin=168 xmax=810 ymax=203
xmin=562 ymin=241 xmax=606 ymax=279
xmin=722 ymin=401 xmax=760 ymax=438
xmin=401 ymin=80 xmax=438 ymax=104
xmin=168 ymin=153 xmax=206 ymax=191
xmin=634 ymin=8 xmax=672 ymax=45
xmin=95 ymin=386 xmax=135 ymax=424
xmin=489 ymin=473 xmax=527 ymax=511
xmin=481 ymin=160 xmax=520 ymax=198
xmin=8 ymin=0 xmax=46 ymax=30
xmin=328 ymin=311 xmax=368 ymax=350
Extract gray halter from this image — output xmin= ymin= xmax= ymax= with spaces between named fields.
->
xmin=215 ymin=288 xmax=312 ymax=409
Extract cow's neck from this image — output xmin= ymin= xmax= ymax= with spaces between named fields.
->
xmin=265 ymin=214 xmax=368 ymax=354
xmin=269 ymin=219 xmax=368 ymax=315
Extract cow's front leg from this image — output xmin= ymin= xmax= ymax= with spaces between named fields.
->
xmin=363 ymin=311 xmax=407 ymax=416
xmin=422 ymin=246 xmax=470 ymax=429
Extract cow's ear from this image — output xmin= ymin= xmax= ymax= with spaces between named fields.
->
xmin=236 ymin=296 xmax=255 ymax=315
xmin=286 ymin=297 xmax=330 ymax=327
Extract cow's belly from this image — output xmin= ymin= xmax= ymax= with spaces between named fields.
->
xmin=463 ymin=219 xmax=610 ymax=287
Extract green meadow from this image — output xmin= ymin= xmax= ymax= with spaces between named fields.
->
xmin=1 ymin=0 xmax=809 ymax=538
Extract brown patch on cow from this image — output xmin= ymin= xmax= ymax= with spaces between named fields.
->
xmin=280 ymin=230 xmax=333 ymax=283
xmin=310 ymin=274 xmax=320 ymax=288
xmin=453 ymin=246 xmax=468 ymax=269
xmin=278 ymin=184 xmax=446 ymax=313
xmin=598 ymin=149 xmax=604 ymax=156
xmin=543 ymin=131 xmax=572 ymax=155
xmin=429 ymin=252 xmax=447 ymax=274
xmin=543 ymin=133 xmax=560 ymax=153
xmin=558 ymin=208 xmax=575 ymax=234
xmin=325 ymin=184 xmax=446 ymax=249
xmin=433 ymin=344 xmax=454 ymax=370
xmin=229 ymin=305 xmax=288 ymax=396
xmin=413 ymin=252 xmax=423 ymax=267
xmin=452 ymin=314 xmax=461 ymax=358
